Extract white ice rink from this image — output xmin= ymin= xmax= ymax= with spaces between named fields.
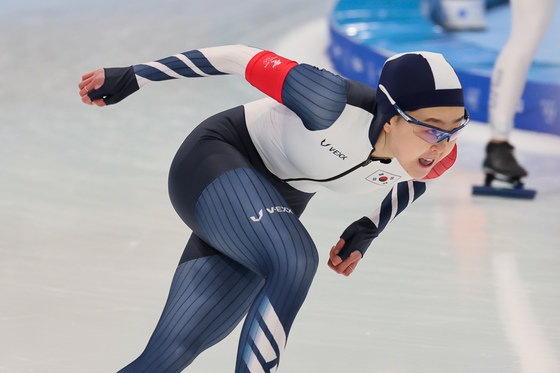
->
xmin=1 ymin=1 xmax=559 ymax=372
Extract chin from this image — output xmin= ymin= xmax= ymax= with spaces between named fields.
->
xmin=410 ymin=170 xmax=430 ymax=179
xmin=406 ymin=164 xmax=432 ymax=179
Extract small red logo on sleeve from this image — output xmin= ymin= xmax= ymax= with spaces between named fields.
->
xmin=263 ymin=56 xmax=282 ymax=69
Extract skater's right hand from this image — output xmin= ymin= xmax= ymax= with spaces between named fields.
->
xmin=79 ymin=69 xmax=106 ymax=106
xmin=79 ymin=66 xmax=139 ymax=106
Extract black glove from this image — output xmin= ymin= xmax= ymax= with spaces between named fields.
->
xmin=338 ymin=217 xmax=379 ymax=260
xmin=88 ymin=66 xmax=139 ymax=105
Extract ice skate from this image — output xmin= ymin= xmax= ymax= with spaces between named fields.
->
xmin=472 ymin=142 xmax=536 ymax=199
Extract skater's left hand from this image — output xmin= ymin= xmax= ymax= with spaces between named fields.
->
xmin=328 ymin=238 xmax=362 ymax=276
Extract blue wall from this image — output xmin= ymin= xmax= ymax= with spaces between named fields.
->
xmin=329 ymin=0 xmax=560 ymax=136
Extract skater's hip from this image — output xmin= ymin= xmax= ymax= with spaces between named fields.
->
xmin=168 ymin=106 xmax=314 ymax=230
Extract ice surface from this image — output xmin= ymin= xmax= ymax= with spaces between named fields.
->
xmin=1 ymin=1 xmax=559 ymax=372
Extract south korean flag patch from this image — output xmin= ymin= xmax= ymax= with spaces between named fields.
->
xmin=366 ymin=170 xmax=401 ymax=186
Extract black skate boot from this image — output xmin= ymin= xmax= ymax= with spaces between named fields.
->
xmin=472 ymin=142 xmax=536 ymax=199
xmin=483 ymin=141 xmax=528 ymax=179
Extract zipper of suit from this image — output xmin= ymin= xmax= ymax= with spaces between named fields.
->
xmin=281 ymin=151 xmax=391 ymax=183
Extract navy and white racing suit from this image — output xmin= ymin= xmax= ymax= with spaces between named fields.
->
xmin=88 ymin=45 xmax=457 ymax=373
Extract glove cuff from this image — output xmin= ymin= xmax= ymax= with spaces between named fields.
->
xmin=87 ymin=66 xmax=139 ymax=105
xmin=338 ymin=216 xmax=379 ymax=259
xmin=340 ymin=216 xmax=378 ymax=242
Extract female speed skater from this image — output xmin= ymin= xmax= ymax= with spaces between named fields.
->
xmin=78 ymin=45 xmax=469 ymax=372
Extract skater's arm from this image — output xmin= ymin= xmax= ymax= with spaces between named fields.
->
xmin=328 ymin=145 xmax=458 ymax=276
xmin=79 ymin=45 xmax=262 ymax=105
xmin=133 ymin=45 xmax=262 ymax=87
xmin=131 ymin=43 xmax=350 ymax=127
xmin=79 ymin=45 xmax=352 ymax=130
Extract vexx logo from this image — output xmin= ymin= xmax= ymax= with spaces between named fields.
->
xmin=320 ymin=139 xmax=347 ymax=160
xmin=250 ymin=206 xmax=293 ymax=222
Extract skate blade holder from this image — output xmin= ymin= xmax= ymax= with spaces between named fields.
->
xmin=472 ymin=174 xmax=537 ymax=200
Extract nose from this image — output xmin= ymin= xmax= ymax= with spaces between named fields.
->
xmin=430 ymin=139 xmax=451 ymax=154
xmin=431 ymin=139 xmax=447 ymax=149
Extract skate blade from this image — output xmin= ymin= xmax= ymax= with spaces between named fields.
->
xmin=472 ymin=185 xmax=537 ymax=199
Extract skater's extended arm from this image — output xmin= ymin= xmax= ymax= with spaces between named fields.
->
xmin=79 ymin=45 xmax=260 ymax=105
xmin=79 ymin=45 xmax=352 ymax=130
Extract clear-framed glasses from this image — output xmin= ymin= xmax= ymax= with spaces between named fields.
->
xmin=378 ymin=84 xmax=470 ymax=144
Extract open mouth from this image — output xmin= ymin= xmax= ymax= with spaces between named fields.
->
xmin=418 ymin=158 xmax=435 ymax=168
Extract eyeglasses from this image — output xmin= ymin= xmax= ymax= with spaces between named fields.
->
xmin=378 ymin=84 xmax=470 ymax=144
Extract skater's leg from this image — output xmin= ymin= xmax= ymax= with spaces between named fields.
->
xmin=484 ymin=0 xmax=556 ymax=180
xmin=152 ymin=105 xmax=317 ymax=370
xmin=488 ymin=0 xmax=556 ymax=141
xmin=195 ymin=168 xmax=319 ymax=372
xmin=118 ymin=234 xmax=263 ymax=373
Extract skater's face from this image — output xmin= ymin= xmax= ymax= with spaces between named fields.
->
xmin=383 ymin=106 xmax=465 ymax=179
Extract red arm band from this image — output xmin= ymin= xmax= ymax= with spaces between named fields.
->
xmin=245 ymin=50 xmax=298 ymax=103
xmin=423 ymin=144 xmax=458 ymax=180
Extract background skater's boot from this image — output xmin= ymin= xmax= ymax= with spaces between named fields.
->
xmin=472 ymin=141 xmax=536 ymax=199
xmin=483 ymin=141 xmax=527 ymax=180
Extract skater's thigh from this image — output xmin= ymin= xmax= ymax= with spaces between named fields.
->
xmin=194 ymin=167 xmax=318 ymax=277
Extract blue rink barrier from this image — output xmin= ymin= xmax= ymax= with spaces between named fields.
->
xmin=328 ymin=0 xmax=560 ymax=136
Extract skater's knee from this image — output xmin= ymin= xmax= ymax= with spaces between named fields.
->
xmin=296 ymin=236 xmax=319 ymax=277
xmin=268 ymin=228 xmax=318 ymax=284
xmin=289 ymin=245 xmax=319 ymax=281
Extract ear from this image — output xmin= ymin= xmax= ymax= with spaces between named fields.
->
xmin=383 ymin=120 xmax=393 ymax=133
